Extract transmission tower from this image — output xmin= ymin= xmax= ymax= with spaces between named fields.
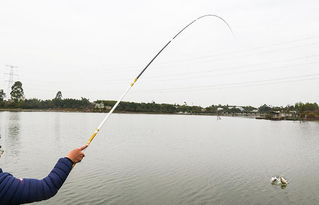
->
xmin=4 ymin=65 xmax=19 ymax=99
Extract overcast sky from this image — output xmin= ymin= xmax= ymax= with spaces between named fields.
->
xmin=0 ymin=0 xmax=318 ymax=107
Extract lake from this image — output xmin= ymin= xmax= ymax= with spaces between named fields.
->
xmin=0 ymin=111 xmax=319 ymax=204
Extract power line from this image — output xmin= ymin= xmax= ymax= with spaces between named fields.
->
xmin=78 ymin=55 xmax=319 ymax=85
xmin=134 ymin=73 xmax=319 ymax=93
xmin=87 ymin=42 xmax=319 ymax=81
xmin=62 ymin=34 xmax=319 ymax=75
xmin=150 ymin=41 xmax=319 ymax=69
xmin=142 ymin=60 xmax=319 ymax=83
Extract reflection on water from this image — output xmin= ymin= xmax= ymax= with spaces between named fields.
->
xmin=0 ymin=112 xmax=319 ymax=205
xmin=5 ymin=112 xmax=21 ymax=157
xmin=54 ymin=113 xmax=61 ymax=140
xmin=8 ymin=112 xmax=21 ymax=137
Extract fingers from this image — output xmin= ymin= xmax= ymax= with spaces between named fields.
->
xmin=67 ymin=144 xmax=88 ymax=164
xmin=74 ymin=153 xmax=85 ymax=163
xmin=80 ymin=144 xmax=89 ymax=151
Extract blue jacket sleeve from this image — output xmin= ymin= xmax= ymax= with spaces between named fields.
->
xmin=0 ymin=157 xmax=73 ymax=205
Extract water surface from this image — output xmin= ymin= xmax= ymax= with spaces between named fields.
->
xmin=0 ymin=112 xmax=319 ymax=204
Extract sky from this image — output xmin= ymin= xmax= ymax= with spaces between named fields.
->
xmin=0 ymin=0 xmax=318 ymax=107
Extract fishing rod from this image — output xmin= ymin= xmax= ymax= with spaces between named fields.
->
xmin=86 ymin=14 xmax=234 ymax=146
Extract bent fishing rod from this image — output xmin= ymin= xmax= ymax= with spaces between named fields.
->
xmin=86 ymin=14 xmax=234 ymax=146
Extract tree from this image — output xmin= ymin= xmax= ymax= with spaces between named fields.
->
xmin=243 ymin=106 xmax=256 ymax=113
xmin=55 ymin=91 xmax=62 ymax=100
xmin=258 ymin=104 xmax=272 ymax=113
xmin=0 ymin=89 xmax=5 ymax=102
xmin=10 ymin=81 xmax=24 ymax=102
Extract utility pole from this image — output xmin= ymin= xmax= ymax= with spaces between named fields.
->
xmin=4 ymin=65 xmax=19 ymax=99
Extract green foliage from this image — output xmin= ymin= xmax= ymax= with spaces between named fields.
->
xmin=0 ymin=97 xmax=92 ymax=110
xmin=0 ymin=81 xmax=318 ymax=120
xmin=0 ymin=89 xmax=5 ymax=102
xmin=94 ymin=100 xmax=205 ymax=114
xmin=258 ymin=104 xmax=272 ymax=113
xmin=243 ymin=106 xmax=256 ymax=112
xmin=55 ymin=91 xmax=62 ymax=100
xmin=293 ymin=102 xmax=319 ymax=120
xmin=205 ymin=105 xmax=218 ymax=113
xmin=10 ymin=81 xmax=24 ymax=102
xmin=295 ymin=102 xmax=319 ymax=113
xmin=21 ymin=99 xmax=53 ymax=109
xmin=54 ymin=97 xmax=92 ymax=109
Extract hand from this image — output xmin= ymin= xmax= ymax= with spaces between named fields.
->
xmin=66 ymin=144 xmax=88 ymax=164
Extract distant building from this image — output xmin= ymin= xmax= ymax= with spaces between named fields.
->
xmin=95 ymin=102 xmax=104 ymax=109
xmin=217 ymin=107 xmax=223 ymax=111
xmin=270 ymin=111 xmax=290 ymax=120
xmin=236 ymin=106 xmax=244 ymax=112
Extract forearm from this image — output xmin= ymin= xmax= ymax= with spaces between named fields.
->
xmin=0 ymin=157 xmax=73 ymax=204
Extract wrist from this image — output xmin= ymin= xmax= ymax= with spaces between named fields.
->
xmin=65 ymin=157 xmax=75 ymax=164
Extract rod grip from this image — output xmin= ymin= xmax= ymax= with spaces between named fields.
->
xmin=87 ymin=132 xmax=98 ymax=144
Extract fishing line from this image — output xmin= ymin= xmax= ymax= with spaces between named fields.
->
xmin=85 ymin=14 xmax=234 ymax=145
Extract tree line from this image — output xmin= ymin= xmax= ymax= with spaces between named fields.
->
xmin=0 ymin=81 xmax=318 ymax=120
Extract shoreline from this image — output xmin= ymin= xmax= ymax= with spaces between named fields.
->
xmin=0 ymin=108 xmax=219 ymax=116
xmin=0 ymin=108 xmax=318 ymax=121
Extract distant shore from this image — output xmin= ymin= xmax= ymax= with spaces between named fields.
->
xmin=1 ymin=85 xmax=318 ymax=121
xmin=0 ymin=108 xmax=215 ymax=115
xmin=0 ymin=108 xmax=92 ymax=113
xmin=1 ymin=108 xmax=318 ymax=121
